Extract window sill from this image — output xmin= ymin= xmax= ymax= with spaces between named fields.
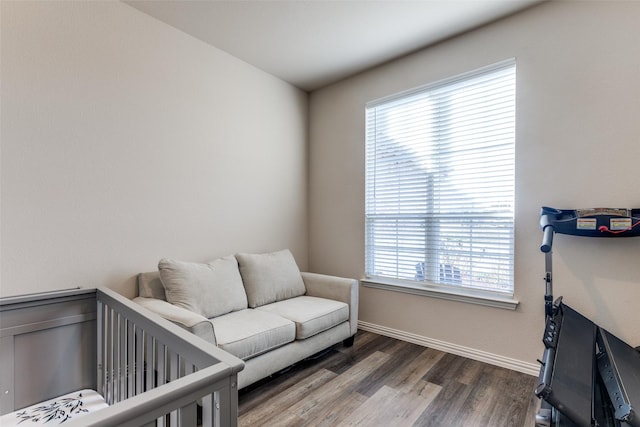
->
xmin=360 ymin=278 xmax=519 ymax=310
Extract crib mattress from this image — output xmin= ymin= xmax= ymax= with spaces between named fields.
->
xmin=0 ymin=389 xmax=108 ymax=426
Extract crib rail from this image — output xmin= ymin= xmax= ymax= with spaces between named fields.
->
xmin=69 ymin=288 xmax=244 ymax=427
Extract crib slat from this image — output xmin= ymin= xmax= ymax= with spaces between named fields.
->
xmin=156 ymin=340 xmax=167 ymax=427
xmin=127 ymin=320 xmax=135 ymax=398
xmin=145 ymin=335 xmax=154 ymax=392
xmin=119 ymin=315 xmax=127 ymax=401
xmin=123 ymin=314 xmax=129 ymax=401
xmin=179 ymin=403 xmax=197 ymax=427
xmin=107 ymin=305 xmax=115 ymax=405
xmin=168 ymin=349 xmax=180 ymax=426
xmin=216 ymin=389 xmax=227 ymax=427
xmin=114 ymin=311 xmax=121 ymax=403
xmin=156 ymin=341 xmax=166 ymax=386
xmin=110 ymin=308 xmax=115 ymax=404
xmin=202 ymin=392 xmax=215 ymax=427
xmin=135 ymin=326 xmax=144 ymax=395
xmin=113 ymin=307 xmax=118 ymax=404
xmin=96 ymin=298 xmax=104 ymax=399
xmin=179 ymin=363 xmax=197 ymax=427
xmin=115 ymin=312 xmax=120 ymax=402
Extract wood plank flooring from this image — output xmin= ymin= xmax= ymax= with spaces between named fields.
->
xmin=238 ymin=331 xmax=538 ymax=427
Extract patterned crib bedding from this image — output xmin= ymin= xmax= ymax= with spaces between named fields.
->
xmin=0 ymin=389 xmax=108 ymax=426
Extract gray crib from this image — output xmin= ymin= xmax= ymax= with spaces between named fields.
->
xmin=0 ymin=287 xmax=244 ymax=426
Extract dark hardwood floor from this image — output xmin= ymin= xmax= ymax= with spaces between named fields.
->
xmin=238 ymin=331 xmax=538 ymax=426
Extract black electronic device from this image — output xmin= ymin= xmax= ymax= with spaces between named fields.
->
xmin=535 ymin=207 xmax=640 ymax=427
xmin=535 ymin=301 xmax=597 ymax=427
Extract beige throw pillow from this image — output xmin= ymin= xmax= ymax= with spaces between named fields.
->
xmin=158 ymin=256 xmax=248 ymax=318
xmin=236 ymin=249 xmax=306 ymax=308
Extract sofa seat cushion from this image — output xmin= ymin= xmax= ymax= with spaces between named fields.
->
xmin=212 ymin=309 xmax=295 ymax=360
xmin=256 ymin=296 xmax=349 ymax=340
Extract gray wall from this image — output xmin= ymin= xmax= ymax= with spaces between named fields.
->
xmin=1 ymin=1 xmax=308 ymax=299
xmin=308 ymin=1 xmax=640 ymax=367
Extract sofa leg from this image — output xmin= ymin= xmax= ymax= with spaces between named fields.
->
xmin=343 ymin=335 xmax=355 ymax=347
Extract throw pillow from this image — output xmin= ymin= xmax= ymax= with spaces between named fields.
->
xmin=158 ymin=256 xmax=248 ymax=318
xmin=236 ymin=249 xmax=306 ymax=308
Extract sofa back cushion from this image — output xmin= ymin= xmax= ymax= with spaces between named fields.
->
xmin=158 ymin=256 xmax=248 ymax=318
xmin=236 ymin=249 xmax=306 ymax=308
xmin=138 ymin=271 xmax=166 ymax=300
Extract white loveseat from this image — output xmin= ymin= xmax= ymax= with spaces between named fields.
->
xmin=133 ymin=249 xmax=358 ymax=389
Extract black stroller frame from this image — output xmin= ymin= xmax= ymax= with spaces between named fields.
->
xmin=535 ymin=207 xmax=640 ymax=427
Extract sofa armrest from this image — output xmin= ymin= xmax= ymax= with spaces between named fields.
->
xmin=133 ymin=297 xmax=217 ymax=345
xmin=301 ymin=272 xmax=359 ymax=337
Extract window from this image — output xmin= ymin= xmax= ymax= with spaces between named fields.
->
xmin=364 ymin=60 xmax=516 ymax=305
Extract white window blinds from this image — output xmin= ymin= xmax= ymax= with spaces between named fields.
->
xmin=365 ymin=60 xmax=516 ymax=295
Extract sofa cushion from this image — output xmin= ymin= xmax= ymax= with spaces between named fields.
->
xmin=138 ymin=271 xmax=166 ymax=300
xmin=158 ymin=256 xmax=248 ymax=319
xmin=212 ymin=309 xmax=295 ymax=360
xmin=256 ymin=296 xmax=349 ymax=339
xmin=236 ymin=249 xmax=306 ymax=308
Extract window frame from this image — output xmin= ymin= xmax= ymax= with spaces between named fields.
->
xmin=363 ymin=59 xmax=519 ymax=310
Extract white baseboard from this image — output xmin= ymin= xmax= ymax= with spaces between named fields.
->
xmin=358 ymin=320 xmax=540 ymax=377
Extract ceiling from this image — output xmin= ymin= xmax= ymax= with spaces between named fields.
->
xmin=124 ymin=0 xmax=543 ymax=92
